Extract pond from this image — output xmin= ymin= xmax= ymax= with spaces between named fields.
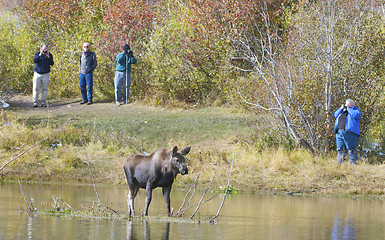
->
xmin=1 ymin=182 xmax=384 ymax=239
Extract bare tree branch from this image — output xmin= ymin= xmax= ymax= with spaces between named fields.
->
xmin=210 ymin=149 xmax=235 ymax=224
xmin=1 ymin=119 xmax=72 ymax=172
xmin=173 ymin=172 xmax=200 ymax=217
xmin=190 ymin=160 xmax=219 ymax=220
xmin=80 ymin=139 xmax=101 ymax=203
xmin=18 ymin=180 xmax=36 ymax=212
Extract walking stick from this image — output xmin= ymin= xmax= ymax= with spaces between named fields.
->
xmin=125 ymin=54 xmax=128 ymax=104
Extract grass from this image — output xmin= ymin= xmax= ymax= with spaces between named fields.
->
xmin=1 ymin=96 xmax=385 ymax=198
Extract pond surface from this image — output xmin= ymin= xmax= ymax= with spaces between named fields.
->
xmin=1 ymin=182 xmax=385 ymax=239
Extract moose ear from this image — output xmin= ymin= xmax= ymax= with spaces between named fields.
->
xmin=181 ymin=147 xmax=191 ymax=156
xmin=172 ymin=146 xmax=178 ymax=155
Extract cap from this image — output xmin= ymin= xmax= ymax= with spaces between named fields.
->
xmin=123 ymin=44 xmax=130 ymax=51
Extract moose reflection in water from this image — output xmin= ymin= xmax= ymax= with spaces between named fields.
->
xmin=123 ymin=146 xmax=191 ymax=216
xmin=127 ymin=220 xmax=170 ymax=240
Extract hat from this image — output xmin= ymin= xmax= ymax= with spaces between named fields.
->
xmin=123 ymin=44 xmax=130 ymax=51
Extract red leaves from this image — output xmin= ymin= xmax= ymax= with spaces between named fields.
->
xmin=22 ymin=0 xmax=82 ymax=29
xmin=102 ymin=0 xmax=154 ymax=48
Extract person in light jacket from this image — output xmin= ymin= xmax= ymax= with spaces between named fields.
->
xmin=334 ymin=99 xmax=361 ymax=165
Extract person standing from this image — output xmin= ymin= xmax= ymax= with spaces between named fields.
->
xmin=79 ymin=42 xmax=97 ymax=105
xmin=334 ymin=99 xmax=361 ymax=165
xmin=32 ymin=44 xmax=54 ymax=108
xmin=114 ymin=43 xmax=137 ymax=106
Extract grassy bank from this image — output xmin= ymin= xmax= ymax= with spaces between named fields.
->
xmin=1 ymin=96 xmax=385 ymax=198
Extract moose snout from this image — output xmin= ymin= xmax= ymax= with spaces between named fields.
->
xmin=180 ymin=166 xmax=188 ymax=175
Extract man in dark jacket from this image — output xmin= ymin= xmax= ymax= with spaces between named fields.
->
xmin=79 ymin=42 xmax=97 ymax=105
xmin=334 ymin=99 xmax=361 ymax=165
xmin=32 ymin=44 xmax=54 ymax=107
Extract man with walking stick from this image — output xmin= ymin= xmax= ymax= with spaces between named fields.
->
xmin=114 ymin=43 xmax=137 ymax=106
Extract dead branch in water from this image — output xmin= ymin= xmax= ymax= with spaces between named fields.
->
xmin=18 ymin=180 xmax=36 ymax=212
xmin=80 ymin=139 xmax=101 ymax=203
xmin=210 ymin=149 xmax=236 ymax=224
xmin=90 ymin=201 xmax=119 ymax=215
xmin=0 ymin=119 xmax=72 ymax=172
xmin=190 ymin=160 xmax=219 ymax=220
xmin=52 ymin=196 xmax=72 ymax=211
xmin=180 ymin=195 xmax=217 ymax=212
xmin=173 ymin=172 xmax=200 ymax=217
xmin=81 ymin=139 xmax=119 ymax=215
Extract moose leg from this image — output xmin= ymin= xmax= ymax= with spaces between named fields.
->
xmin=127 ymin=186 xmax=139 ymax=217
xmin=144 ymin=183 xmax=153 ymax=216
xmin=162 ymin=185 xmax=172 ymax=216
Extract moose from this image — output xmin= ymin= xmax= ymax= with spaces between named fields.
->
xmin=123 ymin=146 xmax=191 ymax=216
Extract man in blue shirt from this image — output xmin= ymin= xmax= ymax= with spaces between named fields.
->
xmin=32 ymin=44 xmax=54 ymax=107
xmin=334 ymin=99 xmax=361 ymax=165
xmin=114 ymin=43 xmax=137 ymax=106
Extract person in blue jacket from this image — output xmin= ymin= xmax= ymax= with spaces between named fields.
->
xmin=334 ymin=99 xmax=361 ymax=165
xmin=114 ymin=43 xmax=137 ymax=106
xmin=32 ymin=44 xmax=54 ymax=108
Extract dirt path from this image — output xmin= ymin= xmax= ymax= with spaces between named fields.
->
xmin=4 ymin=95 xmax=149 ymax=123
xmin=6 ymin=95 xmax=112 ymax=114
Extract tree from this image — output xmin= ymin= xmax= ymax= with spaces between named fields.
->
xmin=234 ymin=0 xmax=385 ymax=152
xmin=290 ymin=0 xmax=385 ymax=151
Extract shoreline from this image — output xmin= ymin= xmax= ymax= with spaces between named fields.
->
xmin=1 ymin=96 xmax=385 ymax=199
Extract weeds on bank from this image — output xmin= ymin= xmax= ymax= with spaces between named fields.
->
xmin=2 ymin=110 xmax=385 ymax=197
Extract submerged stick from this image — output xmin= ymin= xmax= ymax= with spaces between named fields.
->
xmin=91 ymin=201 xmax=119 ymax=214
xmin=287 ymin=183 xmax=337 ymax=196
xmin=18 ymin=180 xmax=36 ymax=212
xmin=0 ymin=119 xmax=71 ymax=172
xmin=210 ymin=149 xmax=235 ymax=224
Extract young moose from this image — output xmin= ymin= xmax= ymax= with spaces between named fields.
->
xmin=123 ymin=146 xmax=191 ymax=216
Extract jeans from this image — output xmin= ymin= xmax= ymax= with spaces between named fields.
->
xmin=32 ymin=72 xmax=50 ymax=104
xmin=114 ymin=71 xmax=131 ymax=103
xmin=336 ymin=129 xmax=359 ymax=164
xmin=79 ymin=73 xmax=93 ymax=101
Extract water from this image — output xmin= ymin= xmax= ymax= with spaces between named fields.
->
xmin=1 ymin=182 xmax=385 ymax=239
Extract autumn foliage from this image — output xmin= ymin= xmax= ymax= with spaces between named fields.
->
xmin=2 ymin=0 xmax=385 ymax=155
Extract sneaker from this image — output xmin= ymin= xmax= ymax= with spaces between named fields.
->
xmin=80 ymin=100 xmax=87 ymax=104
xmin=87 ymin=101 xmax=93 ymax=105
xmin=33 ymin=103 xmax=39 ymax=108
xmin=41 ymin=103 xmax=47 ymax=107
xmin=116 ymin=102 xmax=121 ymax=106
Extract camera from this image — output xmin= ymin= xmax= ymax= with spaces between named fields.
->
xmin=124 ymin=49 xmax=133 ymax=56
xmin=43 ymin=49 xmax=48 ymax=53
